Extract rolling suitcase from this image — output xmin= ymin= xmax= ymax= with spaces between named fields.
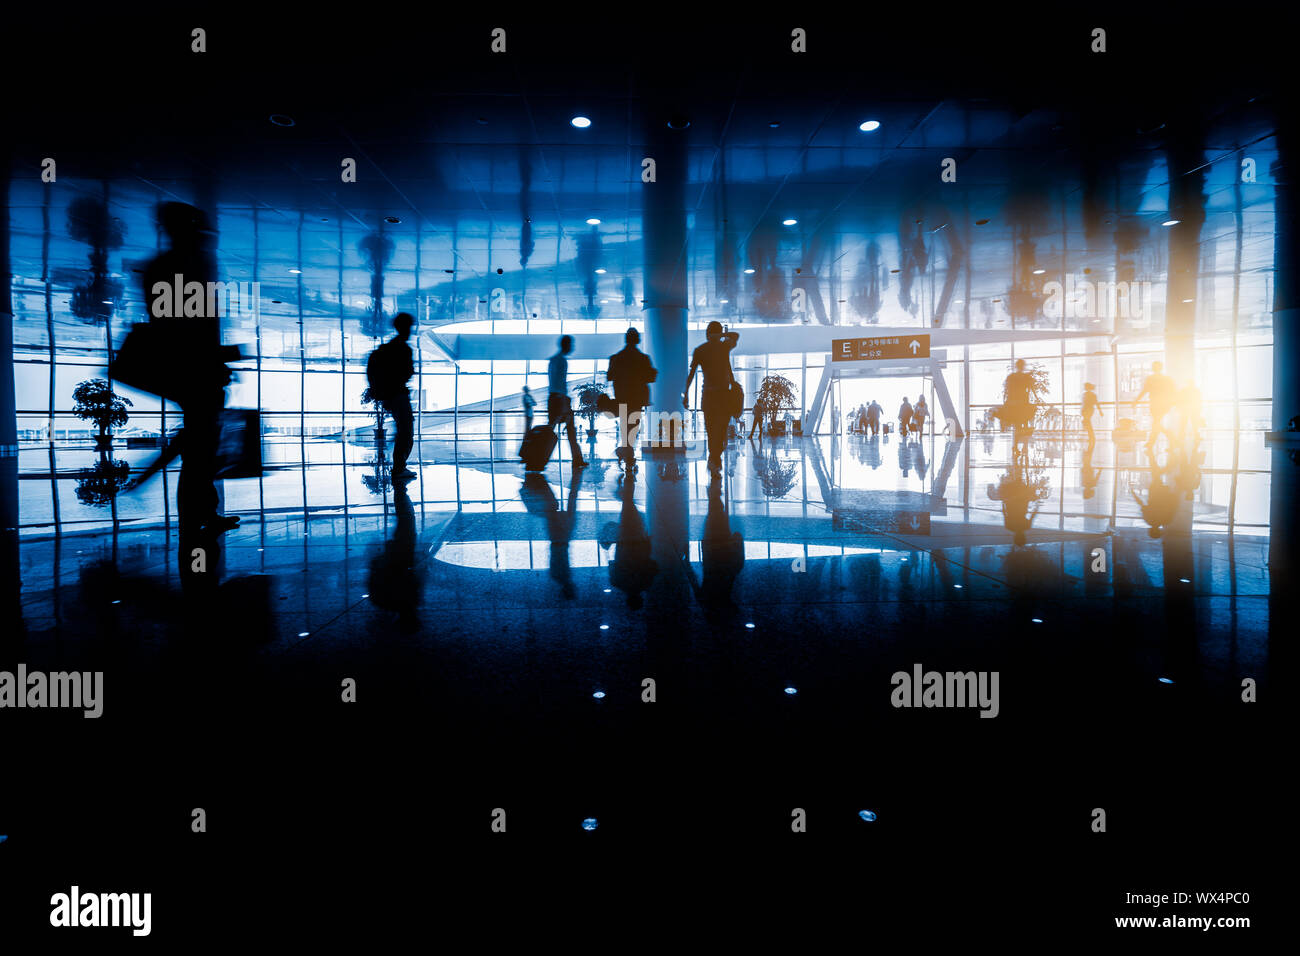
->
xmin=520 ymin=424 xmax=558 ymax=472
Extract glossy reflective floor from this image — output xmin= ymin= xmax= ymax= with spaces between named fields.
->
xmin=13 ymin=431 xmax=1273 ymax=794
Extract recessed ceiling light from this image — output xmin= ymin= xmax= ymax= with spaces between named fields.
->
xmin=586 ymin=218 xmax=601 ymax=225
xmin=783 ymin=218 xmax=797 ymax=226
xmin=859 ymin=120 xmax=881 ymax=132
xmin=744 ymin=268 xmax=755 ymax=274
xmin=595 ymin=268 xmax=606 ymax=274
xmin=1032 ymin=268 xmax=1045 ymax=275
xmin=571 ymin=115 xmax=592 ymax=128
xmin=1163 ymin=219 xmax=1180 ymax=226
xmin=720 ymin=298 xmax=729 ymax=304
xmin=289 ymin=269 xmax=301 ymax=274
xmin=269 ymin=114 xmax=295 ymax=127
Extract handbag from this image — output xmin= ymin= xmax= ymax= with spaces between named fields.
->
xmin=727 ymin=379 xmax=745 ymax=419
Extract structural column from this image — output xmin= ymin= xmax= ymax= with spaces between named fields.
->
xmin=1 ymin=153 xmax=18 ymax=627
xmin=1269 ymin=125 xmax=1300 ymax=582
xmin=641 ymin=107 xmax=689 ymax=448
xmin=1165 ymin=125 xmax=1207 ymax=384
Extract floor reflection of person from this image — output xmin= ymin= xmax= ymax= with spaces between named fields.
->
xmin=684 ymin=321 xmax=739 ymax=475
xmin=1081 ymin=444 xmax=1100 ymax=500
xmin=606 ymin=471 xmax=658 ymax=609
xmin=910 ymin=440 xmax=928 ymax=482
xmin=367 ymin=482 xmax=420 ymax=631
xmin=988 ymin=449 xmax=1045 ymax=546
xmin=1131 ymin=458 xmax=1180 ymax=539
xmin=700 ymin=474 xmax=744 ymax=606
xmin=522 ymin=472 xmax=581 ymax=599
xmin=864 ymin=434 xmax=882 ymax=470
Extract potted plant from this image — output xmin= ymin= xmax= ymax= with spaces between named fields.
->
xmin=72 ymin=378 xmax=132 ymax=452
xmin=360 ymin=386 xmax=386 ymax=445
xmin=753 ymin=373 xmax=798 ymax=437
xmin=575 ymin=382 xmax=606 ymax=439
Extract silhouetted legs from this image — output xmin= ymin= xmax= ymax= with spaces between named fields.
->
xmin=702 ymin=389 xmax=729 ymax=472
xmin=548 ymin=393 xmax=586 ymax=467
xmin=619 ymin=405 xmax=643 ymax=466
xmin=384 ymin=393 xmax=414 ymax=477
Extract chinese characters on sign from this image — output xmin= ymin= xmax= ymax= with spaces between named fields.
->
xmin=832 ymin=334 xmax=931 ymax=362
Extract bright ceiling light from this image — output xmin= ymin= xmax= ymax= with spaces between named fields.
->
xmin=1162 ymin=219 xmax=1180 ymax=226
xmin=720 ymin=298 xmax=729 ymax=304
xmin=289 ymin=269 xmax=302 ymax=274
xmin=586 ymin=218 xmax=601 ymax=225
xmin=744 ymin=268 xmax=756 ymax=274
xmin=783 ymin=218 xmax=797 ymax=226
xmin=1032 ymin=268 xmax=1045 ymax=275
xmin=571 ymin=116 xmax=591 ymax=128
xmin=859 ymin=120 xmax=881 ymax=132
xmin=594 ymin=268 xmax=606 ymax=274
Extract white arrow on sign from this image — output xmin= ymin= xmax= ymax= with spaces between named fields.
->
xmin=909 ymin=339 xmax=921 ymax=354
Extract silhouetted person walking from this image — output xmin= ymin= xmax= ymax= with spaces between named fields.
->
xmin=749 ymin=396 xmax=767 ymax=443
xmin=136 ymin=202 xmax=236 ymax=539
xmin=548 ymin=335 xmax=587 ymax=468
xmin=606 ymin=327 xmax=656 ymax=468
xmin=1001 ymin=358 xmax=1039 ymax=460
xmin=1082 ymin=382 xmax=1099 ymax=447
xmin=367 ymin=312 xmax=417 ymax=482
xmin=867 ymin=399 xmax=882 ymax=436
xmin=684 ymin=321 xmax=739 ymax=474
xmin=522 ymin=385 xmax=536 ymax=433
xmin=912 ymin=395 xmax=928 ymax=434
xmin=1135 ymin=360 xmax=1177 ymax=451
xmin=898 ymin=397 xmax=913 ymax=438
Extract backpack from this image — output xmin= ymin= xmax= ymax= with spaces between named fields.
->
xmin=367 ymin=340 xmax=403 ymax=397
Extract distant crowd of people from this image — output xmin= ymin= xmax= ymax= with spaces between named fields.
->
xmin=848 ymin=395 xmax=929 ymax=437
